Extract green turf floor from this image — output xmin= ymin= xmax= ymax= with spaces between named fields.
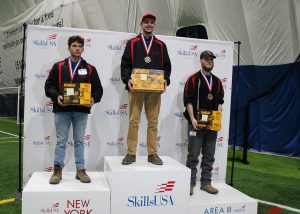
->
xmin=1 ymin=117 xmax=300 ymax=213
xmin=226 ymin=150 xmax=300 ymax=213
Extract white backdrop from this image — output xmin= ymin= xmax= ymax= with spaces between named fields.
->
xmin=24 ymin=25 xmax=233 ymax=185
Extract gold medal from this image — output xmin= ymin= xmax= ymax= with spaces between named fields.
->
xmin=207 ymin=93 xmax=213 ymax=100
xmin=144 ymin=56 xmax=151 ymax=63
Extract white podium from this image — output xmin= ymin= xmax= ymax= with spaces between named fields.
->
xmin=104 ymin=156 xmax=190 ymax=214
xmin=22 ymin=172 xmax=110 ymax=214
xmin=189 ymin=182 xmax=258 ymax=214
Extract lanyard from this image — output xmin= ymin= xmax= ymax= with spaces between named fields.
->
xmin=68 ymin=57 xmax=81 ymax=80
xmin=141 ymin=35 xmax=154 ymax=55
xmin=200 ymin=70 xmax=212 ymax=92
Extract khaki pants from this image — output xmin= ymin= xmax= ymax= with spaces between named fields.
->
xmin=127 ymin=92 xmax=161 ymax=155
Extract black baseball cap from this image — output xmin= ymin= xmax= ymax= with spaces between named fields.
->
xmin=141 ymin=13 xmax=156 ymax=22
xmin=200 ymin=50 xmax=216 ymax=59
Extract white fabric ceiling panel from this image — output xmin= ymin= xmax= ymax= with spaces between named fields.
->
xmin=203 ymin=0 xmax=253 ymax=65
xmin=0 ymin=0 xmax=299 ymax=67
xmin=0 ymin=0 xmax=44 ymax=23
xmin=292 ymin=0 xmax=300 ymax=52
xmin=136 ymin=0 xmax=175 ymax=35
xmin=72 ymin=0 xmax=136 ymax=32
xmin=242 ymin=0 xmax=298 ymax=65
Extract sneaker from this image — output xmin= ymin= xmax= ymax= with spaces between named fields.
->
xmin=49 ymin=165 xmax=62 ymax=184
xmin=200 ymin=183 xmax=219 ymax=194
xmin=190 ymin=185 xmax=194 ymax=196
xmin=148 ymin=154 xmax=163 ymax=165
xmin=75 ymin=169 xmax=91 ymax=183
xmin=122 ymin=154 xmax=136 ymax=165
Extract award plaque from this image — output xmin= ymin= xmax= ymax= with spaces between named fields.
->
xmin=131 ymin=69 xmax=164 ymax=92
xmin=62 ymin=83 xmax=91 ymax=105
xmin=197 ymin=109 xmax=222 ymax=131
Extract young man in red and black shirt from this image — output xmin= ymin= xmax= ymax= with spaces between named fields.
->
xmin=45 ymin=35 xmax=103 ymax=184
xmin=121 ymin=13 xmax=171 ymax=165
xmin=183 ymin=50 xmax=224 ymax=195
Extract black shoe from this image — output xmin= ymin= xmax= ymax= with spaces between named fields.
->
xmin=122 ymin=154 xmax=136 ymax=165
xmin=148 ymin=154 xmax=163 ymax=165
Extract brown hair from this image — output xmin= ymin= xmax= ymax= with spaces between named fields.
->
xmin=68 ymin=35 xmax=84 ymax=47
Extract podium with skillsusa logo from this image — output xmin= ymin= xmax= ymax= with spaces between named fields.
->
xmin=22 ymin=172 xmax=110 ymax=214
xmin=104 ymin=156 xmax=190 ymax=214
xmin=22 ymin=157 xmax=257 ymax=214
xmin=22 ymin=157 xmax=191 ymax=214
xmin=189 ymin=182 xmax=257 ymax=214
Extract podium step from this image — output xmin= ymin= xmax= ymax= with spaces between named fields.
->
xmin=189 ymin=182 xmax=257 ymax=214
xmin=104 ymin=156 xmax=191 ymax=214
xmin=22 ymin=159 xmax=257 ymax=214
xmin=22 ymin=172 xmax=110 ymax=214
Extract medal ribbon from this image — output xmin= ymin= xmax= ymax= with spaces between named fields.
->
xmin=68 ymin=57 xmax=81 ymax=81
xmin=141 ymin=35 xmax=154 ymax=56
xmin=200 ymin=70 xmax=213 ymax=92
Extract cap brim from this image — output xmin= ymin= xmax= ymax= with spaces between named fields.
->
xmin=142 ymin=14 xmax=156 ymax=21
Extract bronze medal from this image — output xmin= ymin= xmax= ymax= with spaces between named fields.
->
xmin=141 ymin=35 xmax=154 ymax=64
xmin=200 ymin=70 xmax=214 ymax=101
xmin=144 ymin=56 xmax=151 ymax=63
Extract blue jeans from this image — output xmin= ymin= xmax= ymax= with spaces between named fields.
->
xmin=54 ymin=112 xmax=88 ymax=170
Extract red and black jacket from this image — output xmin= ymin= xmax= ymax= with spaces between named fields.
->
xmin=183 ymin=71 xmax=224 ymax=124
xmin=121 ymin=33 xmax=172 ymax=90
xmin=44 ymin=58 xmax=103 ymax=113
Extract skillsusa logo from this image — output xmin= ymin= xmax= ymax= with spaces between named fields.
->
xmin=83 ymin=134 xmax=92 ymax=147
xmin=190 ymin=45 xmax=198 ymax=50
xmin=215 ymin=49 xmax=227 ymax=58
xmin=107 ymin=39 xmax=127 ymax=53
xmin=174 ymin=111 xmax=184 ymax=119
xmin=33 ymin=34 xmax=57 ymax=48
xmin=155 ymin=181 xmax=175 ymax=193
xmin=216 ymin=136 xmax=224 ymax=148
xmin=105 ymin=103 xmax=128 ymax=118
xmin=35 ymin=69 xmax=50 ymax=80
xmin=44 ymin=166 xmax=53 ymax=172
xmin=177 ymin=46 xmax=227 ymax=59
xmin=177 ymin=44 xmax=200 ymax=57
xmin=30 ymin=101 xmax=53 ymax=114
xmin=110 ymin=76 xmax=122 ymax=84
xmin=212 ymin=166 xmax=220 ymax=176
xmin=48 ymin=34 xmax=57 ymax=40
xmin=221 ymin=77 xmax=227 ymax=90
xmin=176 ymin=138 xmax=189 ymax=148
xmin=40 ymin=202 xmax=59 ymax=213
xmin=32 ymin=135 xmax=51 ymax=146
xmin=233 ymin=205 xmax=246 ymax=213
xmin=107 ymin=136 xmax=124 ymax=147
xmin=68 ymin=135 xmax=92 ymax=147
xmin=85 ymin=38 xmax=92 ymax=48
xmin=127 ymin=181 xmax=175 ymax=207
xmin=139 ymin=136 xmax=161 ymax=148
xmin=179 ymin=80 xmax=186 ymax=87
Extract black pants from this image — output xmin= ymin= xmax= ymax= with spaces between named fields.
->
xmin=186 ymin=124 xmax=217 ymax=186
